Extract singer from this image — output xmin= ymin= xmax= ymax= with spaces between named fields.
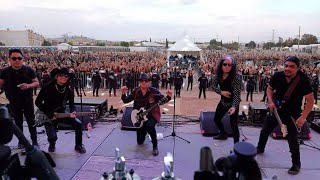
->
xmin=211 ymin=56 xmax=241 ymax=144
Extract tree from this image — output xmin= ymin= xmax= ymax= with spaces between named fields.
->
xmin=67 ymin=42 xmax=73 ymax=46
xmin=223 ymin=42 xmax=239 ymax=50
xmin=95 ymin=42 xmax=106 ymax=46
xmin=129 ymin=41 xmax=134 ymax=46
xmin=263 ymin=42 xmax=276 ymax=49
xmin=120 ymin=41 xmax=130 ymax=47
xmin=300 ymin=34 xmax=318 ymax=45
xmin=276 ymin=37 xmax=283 ymax=47
xmin=208 ymin=39 xmax=223 ymax=50
xmin=245 ymin=41 xmax=256 ymax=49
xmin=42 ymin=39 xmax=52 ymax=46
xmin=0 ymin=42 xmax=5 ymax=46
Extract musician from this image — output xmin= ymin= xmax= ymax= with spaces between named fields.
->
xmin=121 ymin=73 xmax=172 ymax=156
xmin=35 ymin=68 xmax=86 ymax=154
xmin=256 ymin=56 xmax=313 ymax=175
xmin=0 ymin=49 xmax=39 ymax=148
xmin=212 ymin=56 xmax=241 ymax=144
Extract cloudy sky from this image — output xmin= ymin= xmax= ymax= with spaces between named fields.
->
xmin=0 ymin=0 xmax=319 ymax=43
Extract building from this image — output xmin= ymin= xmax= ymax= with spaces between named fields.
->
xmin=48 ymin=35 xmax=95 ymax=46
xmin=0 ymin=29 xmax=44 ymax=46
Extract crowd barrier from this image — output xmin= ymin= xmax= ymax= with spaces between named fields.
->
xmin=73 ymin=72 xmax=268 ymax=93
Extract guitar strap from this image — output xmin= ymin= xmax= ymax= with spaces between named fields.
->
xmin=280 ymin=74 xmax=300 ymax=108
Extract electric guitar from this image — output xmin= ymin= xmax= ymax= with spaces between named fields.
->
xmin=273 ymin=108 xmax=288 ymax=137
xmin=34 ymin=109 xmax=97 ymax=127
xmin=131 ymin=97 xmax=168 ymax=128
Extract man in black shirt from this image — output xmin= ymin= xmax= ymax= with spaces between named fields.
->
xmin=174 ymin=71 xmax=183 ymax=98
xmin=0 ymin=49 xmax=39 ymax=148
xmin=92 ymin=70 xmax=102 ymax=97
xmin=187 ymin=71 xmax=193 ymax=91
xmin=35 ymin=68 xmax=86 ymax=154
xmin=121 ymin=73 xmax=172 ymax=156
xmin=256 ymin=56 xmax=313 ymax=175
xmin=198 ymin=73 xmax=208 ymax=99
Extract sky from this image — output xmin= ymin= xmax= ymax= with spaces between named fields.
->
xmin=0 ymin=0 xmax=319 ymax=43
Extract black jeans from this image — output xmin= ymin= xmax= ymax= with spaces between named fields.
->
xmin=10 ymin=101 xmax=37 ymax=142
xmin=109 ymin=85 xmax=116 ymax=96
xmin=93 ymin=84 xmax=100 ymax=96
xmin=213 ymin=102 xmax=240 ymax=143
xmin=246 ymin=90 xmax=253 ymax=101
xmin=199 ymin=87 xmax=206 ymax=98
xmin=136 ymin=117 xmax=157 ymax=148
xmin=187 ymin=81 xmax=193 ymax=91
xmin=45 ymin=117 xmax=83 ymax=146
xmin=257 ymin=113 xmax=300 ymax=165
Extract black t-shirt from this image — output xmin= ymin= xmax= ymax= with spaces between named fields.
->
xmin=269 ymin=71 xmax=312 ymax=118
xmin=0 ymin=65 xmax=36 ymax=103
xmin=198 ymin=76 xmax=208 ymax=88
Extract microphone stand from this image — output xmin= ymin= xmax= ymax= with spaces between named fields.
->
xmin=163 ymin=67 xmax=190 ymax=143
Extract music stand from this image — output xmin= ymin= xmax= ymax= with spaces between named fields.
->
xmin=163 ymin=67 xmax=190 ymax=143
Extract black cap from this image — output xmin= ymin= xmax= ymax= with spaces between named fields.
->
xmin=57 ymin=67 xmax=70 ymax=77
xmin=285 ymin=56 xmax=300 ymax=67
xmin=138 ymin=73 xmax=150 ymax=81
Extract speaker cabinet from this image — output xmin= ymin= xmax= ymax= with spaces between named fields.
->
xmin=199 ymin=111 xmax=233 ymax=136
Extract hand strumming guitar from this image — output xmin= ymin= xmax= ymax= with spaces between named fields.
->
xmin=70 ymin=112 xmax=76 ymax=118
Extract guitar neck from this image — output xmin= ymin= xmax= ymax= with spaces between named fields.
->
xmin=273 ymin=109 xmax=283 ymax=126
xmin=54 ymin=112 xmax=93 ymax=119
xmin=142 ymin=97 xmax=167 ymax=116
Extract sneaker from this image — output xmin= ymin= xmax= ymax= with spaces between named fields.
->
xmin=152 ymin=147 xmax=159 ymax=156
xmin=213 ymin=133 xmax=228 ymax=140
xmin=48 ymin=143 xmax=56 ymax=152
xmin=288 ymin=164 xmax=301 ymax=175
xmin=75 ymin=145 xmax=86 ymax=154
xmin=256 ymin=148 xmax=265 ymax=154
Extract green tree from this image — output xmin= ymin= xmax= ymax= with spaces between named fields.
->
xmin=95 ymin=42 xmax=106 ymax=46
xmin=276 ymin=37 xmax=284 ymax=47
xmin=120 ymin=41 xmax=130 ymax=47
xmin=41 ymin=39 xmax=52 ymax=46
xmin=129 ymin=41 xmax=134 ymax=46
xmin=300 ymin=34 xmax=318 ymax=45
xmin=245 ymin=41 xmax=256 ymax=49
xmin=67 ymin=42 xmax=74 ymax=46
xmin=223 ymin=42 xmax=239 ymax=50
xmin=0 ymin=42 xmax=5 ymax=46
xmin=263 ymin=42 xmax=276 ymax=49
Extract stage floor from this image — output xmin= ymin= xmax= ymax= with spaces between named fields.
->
xmin=7 ymin=115 xmax=320 ymax=180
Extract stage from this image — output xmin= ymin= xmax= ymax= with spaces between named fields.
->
xmin=7 ymin=114 xmax=320 ymax=180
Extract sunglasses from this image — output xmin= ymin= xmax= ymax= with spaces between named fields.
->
xmin=11 ymin=57 xmax=23 ymax=61
xmin=139 ymin=80 xmax=149 ymax=82
xmin=223 ymin=63 xmax=231 ymax=67
xmin=58 ymin=74 xmax=69 ymax=78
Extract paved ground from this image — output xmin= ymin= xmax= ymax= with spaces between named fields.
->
xmin=3 ymin=86 xmax=320 ymax=180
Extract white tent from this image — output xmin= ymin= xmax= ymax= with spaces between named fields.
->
xmin=57 ymin=43 xmax=72 ymax=51
xmin=167 ymin=35 xmax=202 ymax=66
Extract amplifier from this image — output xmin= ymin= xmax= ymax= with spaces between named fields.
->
xmin=248 ymin=103 xmax=268 ymax=123
xmin=311 ymin=119 xmax=320 ymax=134
xmin=307 ymin=107 xmax=320 ymax=123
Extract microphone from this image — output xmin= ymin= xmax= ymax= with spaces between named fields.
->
xmin=194 ymin=147 xmax=219 ymax=180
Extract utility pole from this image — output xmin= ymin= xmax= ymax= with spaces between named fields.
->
xmin=298 ymin=26 xmax=301 ymax=51
xmin=238 ymin=36 xmax=240 ymax=50
xmin=272 ymin=29 xmax=275 ymax=43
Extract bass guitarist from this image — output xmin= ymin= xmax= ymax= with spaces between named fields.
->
xmin=256 ymin=56 xmax=314 ymax=175
xmin=121 ymin=73 xmax=172 ymax=156
xmin=35 ymin=68 xmax=86 ymax=154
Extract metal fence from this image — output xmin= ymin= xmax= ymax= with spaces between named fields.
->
xmin=74 ymin=72 xmax=268 ymax=93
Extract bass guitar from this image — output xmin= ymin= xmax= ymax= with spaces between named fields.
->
xmin=34 ymin=109 xmax=97 ymax=127
xmin=131 ymin=97 xmax=168 ymax=128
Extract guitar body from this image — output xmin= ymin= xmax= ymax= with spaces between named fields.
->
xmin=131 ymin=108 xmax=148 ymax=128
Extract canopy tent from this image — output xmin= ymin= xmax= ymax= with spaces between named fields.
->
xmin=167 ymin=35 xmax=202 ymax=67
xmin=57 ymin=43 xmax=72 ymax=51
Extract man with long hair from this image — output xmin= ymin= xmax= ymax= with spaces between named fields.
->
xmin=211 ymin=56 xmax=241 ymax=144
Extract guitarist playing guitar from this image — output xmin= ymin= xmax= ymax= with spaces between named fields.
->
xmin=35 ymin=68 xmax=86 ymax=154
xmin=121 ymin=73 xmax=172 ymax=156
xmin=256 ymin=56 xmax=314 ymax=175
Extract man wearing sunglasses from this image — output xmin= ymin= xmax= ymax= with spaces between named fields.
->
xmin=0 ymin=49 xmax=40 ymax=148
xmin=121 ymin=73 xmax=172 ymax=156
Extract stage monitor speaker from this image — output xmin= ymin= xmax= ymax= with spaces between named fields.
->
xmin=57 ymin=104 xmax=97 ymax=130
xmin=120 ymin=106 xmax=136 ymax=131
xmin=306 ymin=108 xmax=320 ymax=123
xmin=72 ymin=97 xmax=108 ymax=117
xmin=311 ymin=119 xmax=320 ymax=134
xmin=271 ymin=123 xmax=311 ymax=139
xmin=248 ymin=103 xmax=268 ymax=123
xmin=199 ymin=111 xmax=233 ymax=136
